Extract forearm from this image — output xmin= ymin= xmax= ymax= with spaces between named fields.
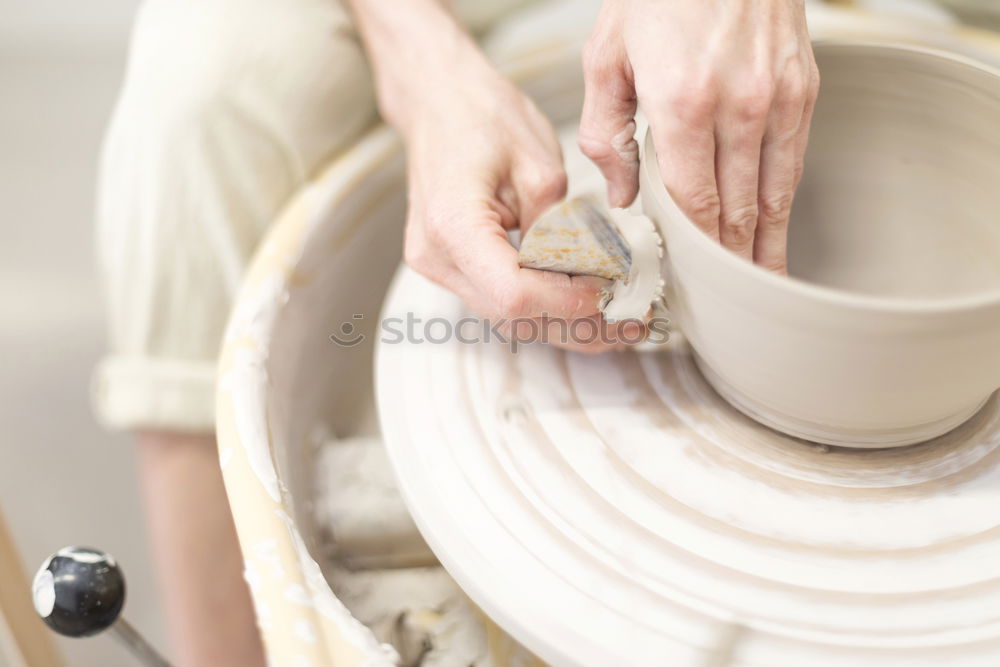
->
xmin=137 ymin=431 xmax=264 ymax=667
xmin=344 ymin=0 xmax=492 ymax=133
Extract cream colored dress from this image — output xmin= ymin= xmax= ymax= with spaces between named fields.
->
xmin=91 ymin=0 xmax=542 ymax=432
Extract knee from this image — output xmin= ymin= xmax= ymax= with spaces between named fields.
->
xmin=120 ymin=0 xmax=375 ymax=151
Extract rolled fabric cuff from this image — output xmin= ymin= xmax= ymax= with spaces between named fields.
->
xmin=91 ymin=356 xmax=217 ymax=433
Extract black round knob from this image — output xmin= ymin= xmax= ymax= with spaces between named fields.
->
xmin=33 ymin=547 xmax=126 ymax=637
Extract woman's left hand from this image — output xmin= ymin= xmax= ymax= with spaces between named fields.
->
xmin=579 ymin=0 xmax=819 ymax=273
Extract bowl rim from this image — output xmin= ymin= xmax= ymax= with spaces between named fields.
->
xmin=641 ymin=40 xmax=1000 ymax=316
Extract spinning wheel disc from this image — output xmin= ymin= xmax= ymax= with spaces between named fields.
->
xmin=377 ymin=125 xmax=1000 ymax=666
xmin=378 ymin=272 xmax=1000 ymax=665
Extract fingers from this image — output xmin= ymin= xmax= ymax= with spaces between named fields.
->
xmin=507 ymin=316 xmax=647 ymax=354
xmin=647 ymin=56 xmax=817 ymax=270
xmin=405 ymin=219 xmax=635 ymax=354
xmin=579 ymin=33 xmax=640 ymax=208
xmin=423 ymin=201 xmax=608 ymax=320
xmin=752 ymin=129 xmax=797 ymax=273
xmin=455 ymin=154 xmax=599 ymax=320
xmin=754 ymin=59 xmax=820 ymax=273
xmin=794 ymin=63 xmax=820 ymax=191
xmin=406 ymin=206 xmax=637 ymax=354
xmin=649 ymin=105 xmax=721 ymax=241
xmin=714 ymin=92 xmax=769 ymax=261
xmin=474 ymin=245 xmax=609 ymax=321
xmin=510 ymin=162 xmax=568 ymax=230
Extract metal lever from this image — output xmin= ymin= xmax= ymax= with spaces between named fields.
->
xmin=33 ymin=546 xmax=170 ymax=667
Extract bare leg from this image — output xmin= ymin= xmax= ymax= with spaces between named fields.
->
xmin=137 ymin=431 xmax=265 ymax=667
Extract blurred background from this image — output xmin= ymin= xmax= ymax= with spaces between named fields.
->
xmin=0 ymin=1 xmax=168 ymax=665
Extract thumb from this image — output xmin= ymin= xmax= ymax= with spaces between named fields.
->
xmin=578 ymin=45 xmax=639 ymax=208
xmin=443 ymin=202 xmax=609 ymax=320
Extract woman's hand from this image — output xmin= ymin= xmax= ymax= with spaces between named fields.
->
xmin=350 ymin=0 xmax=632 ymax=352
xmin=579 ymin=0 xmax=819 ymax=273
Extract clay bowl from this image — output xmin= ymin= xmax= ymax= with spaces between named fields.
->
xmin=639 ymin=41 xmax=1000 ymax=448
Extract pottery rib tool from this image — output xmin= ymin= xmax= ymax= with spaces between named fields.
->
xmin=518 ymin=196 xmax=664 ymax=321
xmin=519 ymin=197 xmax=632 ymax=281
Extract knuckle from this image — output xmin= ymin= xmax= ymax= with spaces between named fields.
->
xmin=759 ymin=191 xmax=794 ymax=225
xmin=421 ymin=210 xmax=450 ymax=245
xmin=403 ymin=237 xmax=432 ymax=275
xmin=669 ymin=80 xmax=719 ymax=125
xmin=413 ymin=207 xmax=460 ymax=260
xmin=495 ymin=286 xmax=530 ymax=319
xmin=577 ymin=132 xmax=616 ymax=163
xmin=721 ymin=203 xmax=759 ymax=242
xmin=679 ymin=96 xmax=715 ymax=124
xmin=731 ymin=77 xmax=774 ymax=122
xmin=524 ymin=169 xmax=568 ymax=204
xmin=776 ymin=76 xmax=808 ymax=112
xmin=808 ymin=65 xmax=821 ymax=100
xmin=679 ymin=187 xmax=722 ymax=224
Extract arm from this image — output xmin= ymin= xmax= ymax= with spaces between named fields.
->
xmin=346 ymin=0 xmax=633 ymax=352
xmin=579 ymin=0 xmax=819 ymax=273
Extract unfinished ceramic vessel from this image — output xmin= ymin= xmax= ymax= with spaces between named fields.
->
xmin=640 ymin=42 xmax=1000 ymax=447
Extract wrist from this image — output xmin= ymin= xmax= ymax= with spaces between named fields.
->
xmin=379 ymin=44 xmax=495 ymax=135
xmin=348 ymin=1 xmax=492 ymax=132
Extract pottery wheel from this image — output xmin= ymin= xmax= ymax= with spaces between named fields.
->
xmin=377 ymin=271 xmax=1000 ymax=667
xmin=376 ymin=128 xmax=1000 ymax=666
